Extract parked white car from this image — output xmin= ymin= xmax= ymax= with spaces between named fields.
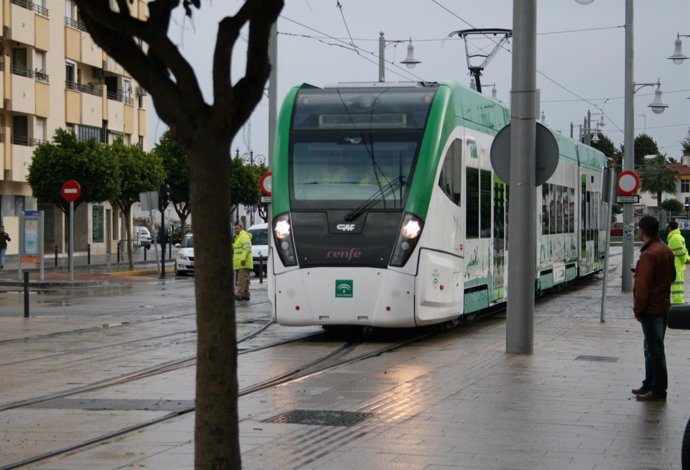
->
xmin=134 ymin=226 xmax=152 ymax=249
xmin=175 ymin=234 xmax=194 ymax=275
xmin=248 ymin=223 xmax=268 ymax=277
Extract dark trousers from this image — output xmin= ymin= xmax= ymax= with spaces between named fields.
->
xmin=640 ymin=314 xmax=668 ymax=395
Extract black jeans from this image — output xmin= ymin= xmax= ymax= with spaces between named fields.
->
xmin=640 ymin=314 xmax=668 ymax=395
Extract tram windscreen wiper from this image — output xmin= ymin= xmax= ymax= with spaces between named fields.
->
xmin=344 ymin=177 xmax=404 ymax=222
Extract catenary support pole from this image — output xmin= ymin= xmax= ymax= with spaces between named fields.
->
xmin=622 ymin=0 xmax=634 ymax=292
xmin=506 ymin=0 xmax=537 ymax=354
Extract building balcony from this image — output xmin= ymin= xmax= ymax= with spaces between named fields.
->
xmin=8 ymin=138 xmax=34 ymax=182
xmin=10 ymin=0 xmax=48 ymax=17
xmin=8 ymin=0 xmax=49 ymax=49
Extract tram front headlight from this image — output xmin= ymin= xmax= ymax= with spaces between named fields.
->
xmin=274 ymin=219 xmax=291 ymax=240
xmin=401 ymin=218 xmax=422 ymax=239
xmin=273 ymin=214 xmax=298 ymax=267
xmin=390 ymin=213 xmax=424 ymax=267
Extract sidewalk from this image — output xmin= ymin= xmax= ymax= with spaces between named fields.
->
xmin=0 ymin=247 xmax=176 ymax=287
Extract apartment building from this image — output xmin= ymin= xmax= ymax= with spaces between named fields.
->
xmin=0 ymin=0 xmax=149 ymax=259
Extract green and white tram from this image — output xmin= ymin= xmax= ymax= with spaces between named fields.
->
xmin=268 ymin=81 xmax=607 ymax=327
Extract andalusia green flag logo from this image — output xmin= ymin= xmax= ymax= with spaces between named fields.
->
xmin=335 ymin=280 xmax=353 ymax=298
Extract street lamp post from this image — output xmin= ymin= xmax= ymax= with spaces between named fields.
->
xmin=378 ymin=32 xmax=420 ymax=82
xmin=577 ymin=0 xmax=668 ymax=291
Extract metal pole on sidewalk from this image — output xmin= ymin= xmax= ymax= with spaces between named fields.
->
xmin=506 ymin=0 xmax=537 ymax=354
xmin=601 ymin=168 xmax=617 ymax=323
xmin=23 ymin=271 xmax=29 ymax=318
xmin=69 ymin=201 xmax=74 ymax=282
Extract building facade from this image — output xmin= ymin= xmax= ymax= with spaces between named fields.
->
xmin=0 ymin=0 xmax=149 ymax=258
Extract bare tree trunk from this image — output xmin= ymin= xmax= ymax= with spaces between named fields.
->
xmin=124 ymin=206 xmax=134 ymax=270
xmin=188 ymin=140 xmax=239 ymax=468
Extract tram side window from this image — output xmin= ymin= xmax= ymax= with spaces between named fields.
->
xmin=568 ymin=188 xmax=575 ymax=233
xmin=542 ymin=184 xmax=550 ymax=234
xmin=480 ymin=170 xmax=491 ymax=238
xmin=466 ymin=167 xmax=479 ymax=238
xmin=542 ymin=183 xmax=575 ymax=234
xmin=438 ymin=139 xmax=462 ymax=205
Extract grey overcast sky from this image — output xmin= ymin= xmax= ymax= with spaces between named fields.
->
xmin=150 ymin=0 xmax=690 ymax=161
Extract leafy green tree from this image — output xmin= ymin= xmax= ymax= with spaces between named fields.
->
xmin=230 ymin=157 xmax=268 ymax=222
xmin=682 ymin=137 xmax=690 ymax=156
xmin=153 ymin=130 xmax=191 ymax=239
xmin=72 ymin=2 xmax=284 ymax=466
xmin=28 ymin=128 xmax=118 ymax=214
xmin=28 ymin=129 xmax=118 ymax=256
xmin=662 ymin=198 xmax=684 ymax=215
xmin=592 ymin=133 xmax=620 ymax=169
xmin=638 ymin=154 xmax=677 ymax=208
xmin=108 ymin=139 xmax=165 ymax=269
xmin=634 ymin=133 xmax=660 ymax=167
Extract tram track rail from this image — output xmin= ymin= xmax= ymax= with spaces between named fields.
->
xmin=0 ymin=326 xmax=438 ymax=469
xmin=0 ymin=311 xmax=198 ymax=346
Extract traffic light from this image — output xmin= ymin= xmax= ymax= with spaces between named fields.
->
xmin=159 ymin=183 xmax=170 ymax=211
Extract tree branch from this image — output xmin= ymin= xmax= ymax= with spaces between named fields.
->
xmin=212 ymin=1 xmax=283 ymax=131
xmin=74 ymin=1 xmax=208 ymax=129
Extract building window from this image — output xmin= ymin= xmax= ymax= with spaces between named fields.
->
xmin=35 ymin=117 xmax=46 ymax=144
xmin=92 ymin=205 xmax=104 ymax=243
xmin=12 ymin=116 xmax=28 ymax=146
xmin=681 ymin=180 xmax=690 ymax=193
xmin=78 ymin=125 xmax=101 ymax=142
xmin=65 ymin=61 xmax=76 ymax=89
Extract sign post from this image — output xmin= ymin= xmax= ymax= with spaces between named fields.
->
xmin=616 ymin=170 xmax=640 ymax=246
xmin=61 ymin=180 xmax=81 ymax=281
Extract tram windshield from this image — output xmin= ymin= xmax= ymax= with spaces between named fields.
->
xmin=289 ymin=86 xmax=436 ymax=210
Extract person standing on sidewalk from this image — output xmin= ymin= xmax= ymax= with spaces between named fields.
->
xmin=666 ymin=221 xmax=690 ymax=304
xmin=632 ymin=216 xmax=676 ymax=401
xmin=0 ymin=225 xmax=10 ymax=270
xmin=233 ymin=224 xmax=254 ymax=301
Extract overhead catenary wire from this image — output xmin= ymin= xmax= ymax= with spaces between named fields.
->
xmin=280 ymin=15 xmax=426 ymax=82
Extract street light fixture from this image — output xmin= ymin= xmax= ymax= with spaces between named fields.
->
xmin=378 ymin=32 xmax=421 ymax=83
xmin=668 ymin=33 xmax=690 ymax=64
xmin=636 ymin=79 xmax=668 ymax=114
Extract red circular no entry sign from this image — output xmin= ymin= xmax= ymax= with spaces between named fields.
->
xmin=61 ymin=179 xmax=82 ymax=202
xmin=617 ymin=171 xmax=640 ymax=196
xmin=260 ymin=172 xmax=272 ymax=196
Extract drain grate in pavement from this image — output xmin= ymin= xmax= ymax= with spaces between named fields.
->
xmin=575 ymin=355 xmax=619 ymax=363
xmin=27 ymin=398 xmax=194 ymax=411
xmin=263 ymin=409 xmax=374 ymax=427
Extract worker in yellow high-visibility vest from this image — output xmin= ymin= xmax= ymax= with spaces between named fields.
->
xmin=666 ymin=221 xmax=690 ymax=304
